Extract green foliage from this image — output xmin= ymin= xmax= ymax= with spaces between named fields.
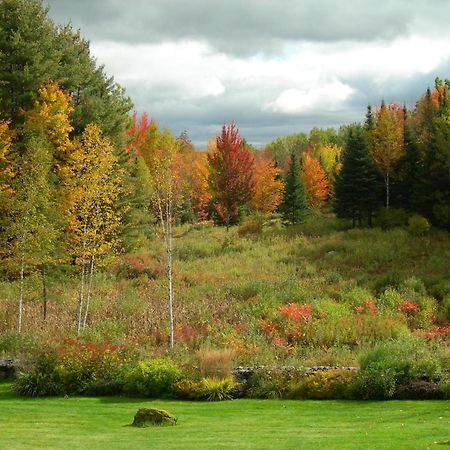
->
xmin=124 ymin=358 xmax=183 ymax=397
xmin=14 ymin=340 xmax=131 ymax=396
xmin=281 ymin=152 xmax=308 ymax=224
xmin=377 ymin=207 xmax=409 ymax=229
xmin=247 ymin=369 xmax=301 ymax=399
xmin=198 ymin=377 xmax=235 ymax=401
xmin=408 ymin=214 xmax=431 ymax=235
xmin=289 ymin=369 xmax=356 ymax=399
xmin=354 ymin=337 xmax=442 ymax=399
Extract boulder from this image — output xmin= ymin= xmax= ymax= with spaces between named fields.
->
xmin=132 ymin=408 xmax=177 ymax=427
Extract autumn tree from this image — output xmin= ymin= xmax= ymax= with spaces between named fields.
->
xmin=300 ymin=156 xmax=329 ymax=209
xmin=370 ymin=102 xmax=405 ymax=208
xmin=140 ymin=123 xmax=182 ymax=348
xmin=207 ymin=122 xmax=255 ymax=229
xmin=66 ymin=124 xmax=122 ymax=335
xmin=250 ymin=157 xmax=284 ymax=215
xmin=281 ymin=152 xmax=308 ymax=224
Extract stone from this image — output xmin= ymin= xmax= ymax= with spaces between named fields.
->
xmin=132 ymin=408 xmax=177 ymax=427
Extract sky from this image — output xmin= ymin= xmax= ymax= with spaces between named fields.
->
xmin=44 ymin=0 xmax=450 ymax=148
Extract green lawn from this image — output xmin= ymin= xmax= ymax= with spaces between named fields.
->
xmin=0 ymin=383 xmax=448 ymax=449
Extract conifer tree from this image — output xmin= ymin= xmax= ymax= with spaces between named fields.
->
xmin=281 ymin=152 xmax=308 ymax=224
xmin=333 ymin=125 xmax=381 ymax=227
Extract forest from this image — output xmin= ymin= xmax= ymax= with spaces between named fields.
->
xmin=0 ymin=0 xmax=449 ymax=407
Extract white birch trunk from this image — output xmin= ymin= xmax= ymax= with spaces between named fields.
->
xmin=17 ymin=254 xmax=24 ymax=334
xmin=82 ymin=254 xmax=95 ymax=330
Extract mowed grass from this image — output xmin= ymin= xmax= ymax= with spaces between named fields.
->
xmin=0 ymin=383 xmax=449 ymax=450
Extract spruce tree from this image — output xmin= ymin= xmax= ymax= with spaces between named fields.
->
xmin=281 ymin=152 xmax=308 ymax=224
xmin=333 ymin=125 xmax=382 ymax=227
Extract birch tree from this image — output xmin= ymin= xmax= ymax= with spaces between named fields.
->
xmin=140 ymin=123 xmax=181 ymax=349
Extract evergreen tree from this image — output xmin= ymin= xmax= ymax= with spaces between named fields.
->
xmin=333 ymin=125 xmax=382 ymax=227
xmin=281 ymin=152 xmax=308 ymax=224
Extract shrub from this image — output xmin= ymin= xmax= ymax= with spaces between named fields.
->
xmin=175 ymin=376 xmax=235 ymax=401
xmin=247 ymin=368 xmax=301 ymax=399
xmin=354 ymin=338 xmax=442 ymax=400
xmin=238 ymin=215 xmax=263 ymax=237
xmin=196 ymin=348 xmax=235 ymax=379
xmin=124 ymin=358 xmax=183 ymax=397
xmin=394 ymin=380 xmax=443 ymax=400
xmin=116 ymin=253 xmax=164 ymax=279
xmin=14 ymin=340 xmax=132 ymax=396
xmin=439 ymin=378 xmax=450 ymax=399
xmin=377 ymin=207 xmax=409 ymax=229
xmin=290 ymin=369 xmax=356 ymax=400
xmin=14 ymin=350 xmax=62 ymax=397
xmin=408 ymin=214 xmax=430 ymax=235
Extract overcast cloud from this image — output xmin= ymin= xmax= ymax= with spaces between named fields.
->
xmin=44 ymin=0 xmax=450 ymax=147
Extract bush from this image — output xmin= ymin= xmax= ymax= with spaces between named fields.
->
xmin=408 ymin=215 xmax=430 ymax=235
xmin=394 ymin=380 xmax=443 ymax=400
xmin=238 ymin=215 xmax=263 ymax=237
xmin=196 ymin=348 xmax=235 ymax=378
xmin=377 ymin=208 xmax=409 ymax=229
xmin=14 ymin=340 xmax=132 ymax=396
xmin=124 ymin=358 xmax=183 ymax=397
xmin=353 ymin=338 xmax=441 ymax=400
xmin=247 ymin=368 xmax=301 ymax=399
xmin=439 ymin=378 xmax=450 ymax=399
xmin=175 ymin=376 xmax=235 ymax=401
xmin=290 ymin=369 xmax=356 ymax=400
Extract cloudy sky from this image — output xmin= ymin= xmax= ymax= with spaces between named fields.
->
xmin=44 ymin=0 xmax=450 ymax=147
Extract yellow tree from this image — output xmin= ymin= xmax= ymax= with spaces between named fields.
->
xmin=250 ymin=158 xmax=284 ymax=215
xmin=314 ymin=143 xmax=342 ymax=175
xmin=301 ymin=156 xmax=329 ymax=209
xmin=21 ymin=81 xmax=75 ymax=320
xmin=370 ymin=102 xmax=404 ymax=208
xmin=0 ymin=120 xmax=14 ymax=193
xmin=140 ymin=123 xmax=181 ymax=349
xmin=66 ymin=124 xmax=122 ymax=335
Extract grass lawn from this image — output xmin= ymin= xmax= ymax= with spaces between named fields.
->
xmin=0 ymin=382 xmax=449 ymax=449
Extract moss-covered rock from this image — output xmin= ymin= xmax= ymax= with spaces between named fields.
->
xmin=132 ymin=408 xmax=177 ymax=427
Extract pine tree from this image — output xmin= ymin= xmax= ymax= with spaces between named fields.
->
xmin=281 ymin=152 xmax=308 ymax=224
xmin=333 ymin=125 xmax=382 ymax=227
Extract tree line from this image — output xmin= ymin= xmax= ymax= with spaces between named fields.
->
xmin=0 ymin=0 xmax=449 ymax=342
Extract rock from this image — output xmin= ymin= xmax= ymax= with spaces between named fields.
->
xmin=0 ymin=359 xmax=19 ymax=380
xmin=132 ymin=408 xmax=177 ymax=427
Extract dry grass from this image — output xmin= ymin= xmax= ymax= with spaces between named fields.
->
xmin=196 ymin=348 xmax=235 ymax=378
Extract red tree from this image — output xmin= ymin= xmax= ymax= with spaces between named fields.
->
xmin=301 ymin=156 xmax=329 ymax=208
xmin=207 ymin=122 xmax=255 ymax=229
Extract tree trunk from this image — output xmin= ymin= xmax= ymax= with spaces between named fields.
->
xmin=41 ymin=264 xmax=48 ymax=322
xmin=166 ymin=203 xmax=175 ymax=349
xmin=76 ymin=235 xmax=87 ymax=336
xmin=82 ymin=254 xmax=95 ymax=330
xmin=386 ymin=171 xmax=390 ymax=209
xmin=17 ymin=255 xmax=24 ymax=334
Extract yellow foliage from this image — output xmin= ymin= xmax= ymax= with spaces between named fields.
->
xmin=0 ymin=120 xmax=15 ymax=192
xmin=250 ymin=158 xmax=284 ymax=214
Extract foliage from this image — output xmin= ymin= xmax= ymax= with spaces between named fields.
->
xmin=281 ymin=152 xmax=308 ymax=224
xmin=196 ymin=348 xmax=235 ymax=378
xmin=14 ymin=340 xmax=131 ymax=396
xmin=289 ymin=369 xmax=356 ymax=399
xmin=124 ymin=358 xmax=183 ymax=397
xmin=247 ymin=368 xmax=301 ymax=399
xmin=300 ymin=156 xmax=328 ymax=208
xmin=250 ymin=158 xmax=284 ymax=214
xmin=408 ymin=214 xmax=431 ymax=235
xmin=207 ymin=122 xmax=255 ymax=228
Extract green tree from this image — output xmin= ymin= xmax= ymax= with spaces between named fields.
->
xmin=281 ymin=152 xmax=308 ymax=224
xmin=333 ymin=125 xmax=382 ymax=227
xmin=5 ymin=133 xmax=56 ymax=332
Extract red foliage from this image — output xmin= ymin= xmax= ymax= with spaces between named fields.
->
xmin=233 ymin=322 xmax=250 ymax=332
xmin=354 ymin=299 xmax=377 ymax=315
xmin=279 ymin=303 xmax=313 ymax=322
xmin=207 ymin=122 xmax=255 ymax=227
xmin=399 ymin=300 xmax=420 ymax=315
xmin=126 ymin=111 xmax=154 ymax=158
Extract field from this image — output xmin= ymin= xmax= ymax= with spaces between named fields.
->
xmin=1 ymin=215 xmax=449 ymax=368
xmin=0 ymin=382 xmax=448 ymax=450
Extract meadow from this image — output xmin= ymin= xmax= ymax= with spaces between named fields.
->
xmin=1 ymin=214 xmax=449 ymax=369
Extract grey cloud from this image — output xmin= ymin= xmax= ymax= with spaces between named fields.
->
xmin=44 ymin=0 xmax=450 ymax=56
